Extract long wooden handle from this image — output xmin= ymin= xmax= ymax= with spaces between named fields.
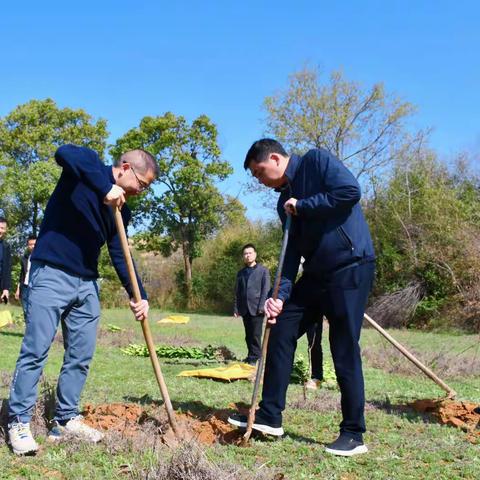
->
xmin=363 ymin=313 xmax=456 ymax=398
xmin=243 ymin=215 xmax=292 ymax=444
xmin=113 ymin=207 xmax=179 ymax=434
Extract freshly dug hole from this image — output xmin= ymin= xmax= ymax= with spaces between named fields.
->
xmin=81 ymin=402 xmax=244 ymax=446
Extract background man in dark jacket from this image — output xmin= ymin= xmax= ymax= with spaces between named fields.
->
xmin=15 ymin=235 xmax=37 ymax=316
xmin=306 ymin=319 xmax=324 ymax=389
xmin=234 ymin=244 xmax=270 ymax=365
xmin=0 ymin=217 xmax=12 ymax=304
xmin=229 ymin=139 xmax=375 ymax=457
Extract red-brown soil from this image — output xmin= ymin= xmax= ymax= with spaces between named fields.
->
xmin=409 ymin=399 xmax=480 ymax=443
xmin=81 ymin=402 xmax=246 ymax=446
xmin=82 ymin=399 xmax=480 ymax=447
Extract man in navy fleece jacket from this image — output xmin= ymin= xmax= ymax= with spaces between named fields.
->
xmin=228 ymin=139 xmax=375 ymax=457
xmin=8 ymin=144 xmax=158 ymax=455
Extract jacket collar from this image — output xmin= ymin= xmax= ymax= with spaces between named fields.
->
xmin=275 ymin=154 xmax=302 ymax=192
xmin=284 ymin=154 xmax=302 ymax=182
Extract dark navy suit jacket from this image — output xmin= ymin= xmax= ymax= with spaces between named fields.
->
xmin=276 ymin=148 xmax=375 ymax=302
xmin=234 ymin=264 xmax=270 ymax=316
xmin=0 ymin=240 xmax=11 ymax=291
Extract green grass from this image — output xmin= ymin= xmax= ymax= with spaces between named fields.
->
xmin=1 ymin=306 xmax=479 ymax=479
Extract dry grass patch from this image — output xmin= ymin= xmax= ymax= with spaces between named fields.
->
xmin=362 ymin=341 xmax=480 ymax=378
xmin=130 ymin=441 xmax=281 ymax=480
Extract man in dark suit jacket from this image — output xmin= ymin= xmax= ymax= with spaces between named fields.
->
xmin=229 ymin=139 xmax=375 ymax=457
xmin=234 ymin=244 xmax=270 ymax=365
xmin=15 ymin=235 xmax=37 ymax=316
xmin=0 ymin=217 xmax=12 ymax=304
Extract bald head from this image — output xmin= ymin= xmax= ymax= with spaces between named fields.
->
xmin=118 ymin=149 xmax=159 ymax=178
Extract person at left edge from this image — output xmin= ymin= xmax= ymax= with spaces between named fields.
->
xmin=0 ymin=217 xmax=12 ymax=304
xmin=7 ymin=144 xmax=158 ymax=455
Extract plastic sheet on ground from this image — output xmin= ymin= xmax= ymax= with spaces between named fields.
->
xmin=157 ymin=315 xmax=190 ymax=324
xmin=178 ymin=362 xmax=255 ymax=381
xmin=0 ymin=310 xmax=13 ymax=328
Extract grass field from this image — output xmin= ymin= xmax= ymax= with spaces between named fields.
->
xmin=1 ymin=306 xmax=479 ymax=479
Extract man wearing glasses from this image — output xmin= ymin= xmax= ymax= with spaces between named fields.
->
xmin=7 ymin=144 xmax=158 ymax=455
xmin=128 ymin=162 xmax=150 ymax=192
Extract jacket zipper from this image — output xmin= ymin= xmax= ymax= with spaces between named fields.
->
xmin=338 ymin=226 xmax=354 ymax=252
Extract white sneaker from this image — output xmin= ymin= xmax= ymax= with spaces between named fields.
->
xmin=227 ymin=413 xmax=284 ymax=436
xmin=8 ymin=422 xmax=39 ymax=455
xmin=304 ymin=378 xmax=323 ymax=390
xmin=48 ymin=415 xmax=104 ymax=443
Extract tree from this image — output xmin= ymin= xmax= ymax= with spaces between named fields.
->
xmin=366 ymin=145 xmax=480 ymax=330
xmin=263 ymin=67 xmax=417 ymax=181
xmin=0 ymin=99 xmax=108 ymax=248
xmin=111 ymin=112 xmax=236 ymax=308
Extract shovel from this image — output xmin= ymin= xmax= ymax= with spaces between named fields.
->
xmin=242 ymin=214 xmax=292 ymax=445
xmin=113 ymin=206 xmax=179 ymax=436
xmin=363 ymin=313 xmax=457 ymax=398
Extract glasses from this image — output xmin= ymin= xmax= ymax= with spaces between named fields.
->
xmin=129 ymin=165 xmax=149 ymax=192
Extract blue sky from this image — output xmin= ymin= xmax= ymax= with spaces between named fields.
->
xmin=1 ymin=1 xmax=479 ymax=219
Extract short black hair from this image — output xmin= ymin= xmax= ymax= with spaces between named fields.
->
xmin=0 ymin=217 xmax=7 ymax=224
xmin=27 ymin=234 xmax=37 ymax=242
xmin=242 ymin=243 xmax=256 ymax=253
xmin=244 ymin=138 xmax=288 ymax=170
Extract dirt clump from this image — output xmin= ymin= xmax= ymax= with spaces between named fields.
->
xmin=181 ymin=411 xmax=241 ymax=445
xmin=82 ymin=403 xmax=153 ymax=435
xmin=81 ymin=402 xmax=243 ymax=446
xmin=410 ymin=399 xmax=480 ymax=443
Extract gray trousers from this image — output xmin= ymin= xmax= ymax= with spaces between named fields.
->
xmin=19 ymin=284 xmax=28 ymax=319
xmin=8 ymin=261 xmax=100 ymax=424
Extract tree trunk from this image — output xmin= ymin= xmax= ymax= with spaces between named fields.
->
xmin=182 ymin=242 xmax=193 ymax=309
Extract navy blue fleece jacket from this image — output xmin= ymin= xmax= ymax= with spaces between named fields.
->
xmin=276 ymin=148 xmax=375 ymax=302
xmin=32 ymin=144 xmax=147 ymax=299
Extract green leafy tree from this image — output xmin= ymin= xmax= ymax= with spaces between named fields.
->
xmin=111 ymin=112 xmax=235 ymax=308
xmin=367 ymin=146 xmax=480 ymax=330
xmin=0 ymin=98 xmax=108 ymax=248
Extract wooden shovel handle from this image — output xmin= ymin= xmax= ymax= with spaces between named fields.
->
xmin=113 ymin=206 xmax=179 ymax=434
xmin=364 ymin=313 xmax=456 ymax=398
xmin=243 ymin=215 xmax=292 ymax=444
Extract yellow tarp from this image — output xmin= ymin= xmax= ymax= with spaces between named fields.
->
xmin=157 ymin=315 xmax=190 ymax=324
xmin=0 ymin=310 xmax=13 ymax=329
xmin=178 ymin=362 xmax=256 ymax=381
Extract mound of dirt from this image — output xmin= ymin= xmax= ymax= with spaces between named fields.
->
xmin=183 ymin=411 xmax=242 ymax=445
xmin=410 ymin=399 xmax=480 ymax=443
xmin=81 ymin=402 xmax=244 ymax=446
xmin=82 ymin=403 xmax=150 ymax=435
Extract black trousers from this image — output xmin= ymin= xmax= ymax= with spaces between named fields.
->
xmin=242 ymin=313 xmax=264 ymax=363
xmin=307 ymin=320 xmax=323 ymax=380
xmin=258 ymin=262 xmax=375 ymax=441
